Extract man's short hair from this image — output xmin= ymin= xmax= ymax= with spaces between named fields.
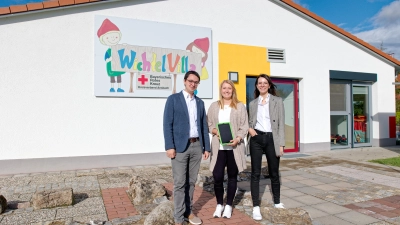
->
xmin=184 ymin=71 xmax=200 ymax=81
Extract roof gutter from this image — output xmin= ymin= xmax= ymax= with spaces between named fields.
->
xmin=0 ymin=0 xmax=128 ymax=19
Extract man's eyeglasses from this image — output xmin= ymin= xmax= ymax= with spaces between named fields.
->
xmin=186 ymin=79 xmax=200 ymax=85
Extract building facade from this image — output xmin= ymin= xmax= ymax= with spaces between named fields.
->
xmin=0 ymin=0 xmax=399 ymax=174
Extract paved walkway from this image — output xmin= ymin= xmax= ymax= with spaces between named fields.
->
xmin=101 ymin=187 xmax=137 ymax=220
xmin=0 ymin=146 xmax=400 ymax=224
xmin=163 ymin=183 xmax=257 ymax=225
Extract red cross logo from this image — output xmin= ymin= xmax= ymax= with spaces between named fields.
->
xmin=138 ymin=74 xmax=148 ymax=85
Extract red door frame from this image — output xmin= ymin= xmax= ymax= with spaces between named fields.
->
xmin=271 ymin=78 xmax=299 ymax=153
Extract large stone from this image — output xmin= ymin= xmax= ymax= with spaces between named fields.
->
xmin=261 ymin=207 xmax=312 ymax=225
xmin=0 ymin=195 xmax=7 ymax=214
xmin=31 ymin=188 xmax=74 ymax=210
xmin=134 ymin=203 xmax=158 ymax=216
xmin=153 ymin=196 xmax=168 ymax=204
xmin=128 ymin=176 xmax=166 ymax=205
xmin=241 ymin=191 xmax=253 ymax=206
xmin=143 ymin=201 xmax=174 ymax=225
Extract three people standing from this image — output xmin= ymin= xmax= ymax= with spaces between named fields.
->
xmin=163 ymin=73 xmax=285 ymax=224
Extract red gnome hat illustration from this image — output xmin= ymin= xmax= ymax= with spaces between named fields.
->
xmin=186 ymin=37 xmax=210 ymax=81
xmin=97 ymin=19 xmax=120 ymax=38
xmin=193 ymin=37 xmax=209 ymax=53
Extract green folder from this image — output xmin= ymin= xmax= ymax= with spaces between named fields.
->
xmin=217 ymin=122 xmax=234 ymax=145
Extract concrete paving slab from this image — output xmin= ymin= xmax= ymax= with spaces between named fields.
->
xmin=280 ymin=189 xmax=306 ymax=198
xmin=330 ymin=182 xmax=357 ymax=188
xmin=312 ymin=215 xmax=356 ymax=225
xmin=284 ymin=175 xmax=309 ymax=181
xmin=312 ymin=202 xmax=352 ymax=214
xmin=280 ymin=185 xmax=290 ymax=190
xmin=301 ymin=173 xmax=325 ymax=179
xmin=296 ymin=179 xmax=325 ymax=186
xmin=280 ymin=170 xmax=309 ymax=176
xmin=237 ymin=181 xmax=250 ymax=191
xmin=280 ymin=198 xmax=306 ymax=208
xmin=335 ymin=210 xmax=380 ymax=224
xmin=12 ymin=173 xmax=30 ymax=178
xmin=295 ymin=186 xmax=324 ymax=195
xmin=317 ymin=165 xmax=400 ymax=189
xmin=312 ymin=184 xmax=343 ymax=191
xmin=300 ymin=205 xmax=329 ymax=219
xmin=281 ymin=181 xmax=308 ymax=189
xmin=293 ymin=195 xmax=327 ymax=205
xmin=312 ymin=176 xmax=340 ymax=184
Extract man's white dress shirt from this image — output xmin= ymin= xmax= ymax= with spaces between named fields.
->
xmin=183 ymin=90 xmax=198 ymax=138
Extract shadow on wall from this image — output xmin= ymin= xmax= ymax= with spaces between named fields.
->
xmin=372 ymin=112 xmax=396 ymax=147
xmin=0 ymin=0 xmax=166 ymax=26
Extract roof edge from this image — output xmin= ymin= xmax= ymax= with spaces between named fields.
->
xmin=279 ymin=0 xmax=400 ymax=67
xmin=0 ymin=0 xmax=124 ymax=18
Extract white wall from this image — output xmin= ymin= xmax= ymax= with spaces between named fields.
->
xmin=0 ymin=0 xmax=396 ymax=161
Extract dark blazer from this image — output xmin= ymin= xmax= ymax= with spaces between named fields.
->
xmin=248 ymin=95 xmax=285 ymax=156
xmin=163 ymin=91 xmax=211 ymax=153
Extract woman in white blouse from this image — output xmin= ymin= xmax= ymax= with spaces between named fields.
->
xmin=248 ymin=74 xmax=285 ymax=221
xmin=207 ymin=80 xmax=249 ymax=219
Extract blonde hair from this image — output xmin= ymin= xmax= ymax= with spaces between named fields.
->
xmin=218 ymin=80 xmax=240 ymax=109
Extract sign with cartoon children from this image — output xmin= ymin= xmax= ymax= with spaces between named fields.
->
xmin=94 ymin=15 xmax=213 ymax=98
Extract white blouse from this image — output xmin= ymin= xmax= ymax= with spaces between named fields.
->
xmin=255 ymin=95 xmax=272 ymax=132
xmin=218 ymin=105 xmax=233 ymax=150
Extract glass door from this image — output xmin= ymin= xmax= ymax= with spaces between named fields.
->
xmin=246 ymin=76 xmax=299 ymax=152
xmin=330 ymin=81 xmax=351 ymax=149
xmin=352 ymin=84 xmax=371 ymax=147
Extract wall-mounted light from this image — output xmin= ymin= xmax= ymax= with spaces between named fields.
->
xmin=228 ymin=71 xmax=239 ymax=83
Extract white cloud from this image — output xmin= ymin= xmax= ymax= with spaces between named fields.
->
xmin=292 ymin=0 xmax=309 ymax=9
xmin=354 ymin=0 xmax=400 ymax=59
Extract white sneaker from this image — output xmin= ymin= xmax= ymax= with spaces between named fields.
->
xmin=213 ymin=204 xmax=224 ymax=218
xmin=274 ymin=203 xmax=285 ymax=208
xmin=222 ymin=205 xmax=232 ymax=218
xmin=252 ymin=206 xmax=262 ymax=220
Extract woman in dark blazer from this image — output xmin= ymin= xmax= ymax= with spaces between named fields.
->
xmin=248 ymin=74 xmax=285 ymax=221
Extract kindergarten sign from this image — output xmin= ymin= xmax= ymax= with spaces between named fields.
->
xmin=94 ymin=16 xmax=213 ymax=98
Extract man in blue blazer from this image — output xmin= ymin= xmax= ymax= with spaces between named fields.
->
xmin=163 ymin=70 xmax=210 ymax=225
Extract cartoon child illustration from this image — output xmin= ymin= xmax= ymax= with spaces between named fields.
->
xmin=172 ymin=37 xmax=210 ymax=94
xmin=97 ymin=19 xmax=125 ymax=92
xmin=186 ymin=37 xmax=210 ymax=80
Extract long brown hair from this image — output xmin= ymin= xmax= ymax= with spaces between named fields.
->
xmin=253 ymin=74 xmax=277 ymax=99
xmin=218 ymin=80 xmax=240 ymax=109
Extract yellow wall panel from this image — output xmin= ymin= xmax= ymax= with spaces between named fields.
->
xmin=218 ymin=43 xmax=270 ymax=103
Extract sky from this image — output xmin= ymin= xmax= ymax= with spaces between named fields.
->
xmin=294 ymin=0 xmax=400 ymax=60
xmin=0 ymin=0 xmax=47 ymax=7
xmin=1 ymin=0 xmax=400 ymax=60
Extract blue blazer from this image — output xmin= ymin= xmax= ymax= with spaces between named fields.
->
xmin=163 ymin=91 xmax=211 ymax=153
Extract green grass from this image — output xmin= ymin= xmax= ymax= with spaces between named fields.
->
xmin=369 ymin=156 xmax=400 ymax=167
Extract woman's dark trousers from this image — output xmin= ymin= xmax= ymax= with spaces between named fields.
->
xmin=213 ymin=150 xmax=238 ymax=206
xmin=250 ymin=132 xmax=280 ymax=205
